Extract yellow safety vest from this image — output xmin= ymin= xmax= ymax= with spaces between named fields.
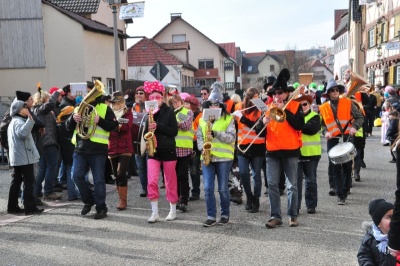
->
xmin=175 ymin=107 xmax=194 ymax=149
xmin=300 ymin=111 xmax=322 ymax=157
xmin=71 ymin=103 xmax=110 ymax=145
xmin=199 ymin=115 xmax=235 ymax=159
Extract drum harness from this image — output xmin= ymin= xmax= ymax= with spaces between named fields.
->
xmin=329 ymin=101 xmax=353 ymax=143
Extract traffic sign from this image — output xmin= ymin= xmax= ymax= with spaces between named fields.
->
xmin=150 ymin=61 xmax=169 ymax=81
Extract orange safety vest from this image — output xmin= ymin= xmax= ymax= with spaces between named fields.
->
xmin=134 ymin=104 xmax=141 ymax=113
xmin=266 ymin=101 xmax=302 ymax=151
xmin=319 ymin=97 xmax=352 ymax=137
xmin=237 ymin=104 xmax=264 ymax=145
xmin=354 ymin=92 xmax=362 ymax=103
xmin=193 ymin=111 xmax=202 ymax=141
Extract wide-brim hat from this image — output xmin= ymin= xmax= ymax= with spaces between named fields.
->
xmin=111 ymin=91 xmax=124 ymax=102
xmin=293 ymin=94 xmax=313 ymax=105
xmin=322 ymin=78 xmax=345 ymax=98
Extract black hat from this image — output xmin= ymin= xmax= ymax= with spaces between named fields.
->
xmin=271 ymin=69 xmax=294 ymax=93
xmin=369 ymin=199 xmax=393 ymax=226
xmin=62 ymin=84 xmax=71 ymax=94
xmin=15 ymin=91 xmax=31 ymax=102
xmin=86 ymin=81 xmax=95 ymax=89
xmin=263 ymin=76 xmax=276 ymax=90
xmin=111 ymin=91 xmax=124 ymax=102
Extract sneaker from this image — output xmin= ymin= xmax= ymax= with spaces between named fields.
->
xmin=389 ymin=160 xmax=396 ymax=163
xmin=43 ymin=192 xmax=62 ymax=200
xmin=337 ymin=198 xmax=346 ymax=205
xmin=383 ymin=143 xmax=390 ymax=146
xmin=354 ymin=175 xmax=361 ymax=182
xmin=165 ymin=212 xmax=177 ymax=221
xmin=81 ymin=204 xmax=94 ymax=215
xmin=203 ymin=219 xmax=216 ymax=227
xmin=265 ymin=219 xmax=283 ymax=229
xmin=245 ymin=200 xmax=252 ymax=211
xmin=147 ymin=213 xmax=159 ymax=223
xmin=93 ymin=209 xmax=107 ymax=220
xmin=7 ymin=207 xmax=25 ymax=214
xmin=289 ymin=217 xmax=298 ymax=227
xmin=139 ymin=190 xmax=147 ymax=197
xmin=361 ymin=161 xmax=367 ymax=168
xmin=25 ymin=207 xmax=44 ymax=215
xmin=217 ymin=217 xmax=229 ymax=225
xmin=328 ymin=188 xmax=336 ymax=196
xmin=306 ymin=208 xmax=316 ymax=214
xmin=35 ymin=198 xmax=44 ymax=206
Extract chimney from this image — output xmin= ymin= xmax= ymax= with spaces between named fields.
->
xmin=170 ymin=13 xmax=182 ymax=21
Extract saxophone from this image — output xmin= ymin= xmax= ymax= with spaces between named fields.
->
xmin=202 ymin=116 xmax=214 ymax=166
xmin=144 ymin=106 xmax=156 ymax=157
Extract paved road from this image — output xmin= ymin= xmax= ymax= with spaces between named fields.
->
xmin=0 ymin=127 xmax=396 ymax=265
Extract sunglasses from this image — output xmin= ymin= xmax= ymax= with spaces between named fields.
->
xmin=273 ymin=90 xmax=284 ymax=95
xmin=301 ymin=102 xmax=309 ymax=106
xmin=136 ymin=92 xmax=144 ymax=95
xmin=329 ymin=88 xmax=339 ymax=93
xmin=149 ymin=95 xmax=162 ymax=100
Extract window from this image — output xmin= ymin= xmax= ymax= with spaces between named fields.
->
xmin=369 ymin=70 xmax=375 ymax=85
xmin=247 ymin=66 xmax=252 ymax=72
xmin=121 ymin=69 xmax=125 ymax=80
xmin=224 ymin=62 xmax=233 ymax=71
xmin=120 ymin=38 xmax=124 ymax=51
xmin=397 ymin=66 xmax=400 ymax=85
xmin=172 ymin=34 xmax=186 ymax=43
xmin=198 ymin=59 xmax=214 ymax=69
xmin=92 ymin=77 xmax=102 ymax=82
xmin=270 ymin=65 xmax=275 ymax=72
xmin=368 ymin=28 xmax=375 ymax=48
xmin=107 ymin=78 xmax=115 ymax=94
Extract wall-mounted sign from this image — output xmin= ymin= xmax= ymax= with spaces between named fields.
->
xmin=385 ymin=42 xmax=400 ymax=50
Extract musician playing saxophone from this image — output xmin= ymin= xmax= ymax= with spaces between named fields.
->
xmin=262 ymin=68 xmax=304 ymax=229
xmin=142 ymin=81 xmax=179 ymax=223
xmin=66 ymin=82 xmax=118 ymax=219
xmin=319 ymin=78 xmax=364 ymax=206
xmin=231 ymin=87 xmax=266 ymax=213
xmin=196 ymin=87 xmax=236 ymax=227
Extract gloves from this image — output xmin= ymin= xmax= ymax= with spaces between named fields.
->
xmin=232 ymin=110 xmax=243 ymax=119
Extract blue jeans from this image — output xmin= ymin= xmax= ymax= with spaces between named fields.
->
xmin=189 ymin=152 xmax=201 ymax=198
xmin=266 ymin=156 xmax=299 ymax=220
xmin=36 ymin=145 xmax=59 ymax=196
xmin=65 ymin=163 xmax=80 ymax=200
xmin=72 ymin=152 xmax=107 ymax=212
xmin=202 ymin=160 xmax=232 ymax=220
xmin=58 ymin=161 xmax=67 ymax=185
xmin=297 ymin=158 xmax=319 ymax=210
xmin=238 ymin=155 xmax=263 ymax=200
xmin=135 ymin=154 xmax=147 ymax=192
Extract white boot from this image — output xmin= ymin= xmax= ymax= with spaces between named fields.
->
xmin=148 ymin=201 xmax=159 ymax=223
xmin=165 ymin=202 xmax=177 ymax=221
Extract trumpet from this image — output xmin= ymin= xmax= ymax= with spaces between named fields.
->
xmin=269 ymin=87 xmax=302 ymax=122
xmin=202 ymin=116 xmax=214 ymax=166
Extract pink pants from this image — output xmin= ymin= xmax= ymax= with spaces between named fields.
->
xmin=147 ymin=159 xmax=178 ymax=203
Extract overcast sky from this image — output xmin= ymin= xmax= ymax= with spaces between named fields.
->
xmin=126 ymin=0 xmax=349 ymax=52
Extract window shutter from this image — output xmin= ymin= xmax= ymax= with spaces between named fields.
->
xmin=395 ymin=15 xmax=400 ymax=36
xmin=389 ymin=66 xmax=395 ymax=84
xmin=375 ymin=24 xmax=381 ymax=45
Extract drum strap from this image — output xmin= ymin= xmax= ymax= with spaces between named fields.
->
xmin=329 ymin=102 xmax=351 ymax=136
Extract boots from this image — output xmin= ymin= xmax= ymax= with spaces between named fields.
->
xmin=148 ymin=201 xmax=159 ymax=223
xmin=249 ymin=198 xmax=260 ymax=213
xmin=165 ymin=202 xmax=177 ymax=221
xmin=354 ymin=166 xmax=361 ymax=182
xmin=245 ymin=197 xmax=253 ymax=211
xmin=117 ymin=186 xmax=128 ymax=210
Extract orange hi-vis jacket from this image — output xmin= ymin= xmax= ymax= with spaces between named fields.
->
xmin=266 ymin=101 xmax=302 ymax=151
xmin=353 ymin=92 xmax=366 ymax=116
xmin=319 ymin=97 xmax=352 ymax=137
xmin=193 ymin=111 xmax=202 ymax=141
xmin=237 ymin=105 xmax=264 ymax=145
xmin=225 ymin=99 xmax=235 ymax=114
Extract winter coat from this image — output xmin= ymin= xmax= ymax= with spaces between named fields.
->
xmin=56 ymin=115 xmax=74 ymax=165
xmin=108 ymin=109 xmax=134 ymax=155
xmin=32 ymin=92 xmax=60 ymax=149
xmin=357 ymin=222 xmax=397 ymax=266
xmin=386 ymin=118 xmax=399 ymax=141
xmin=59 ymin=96 xmax=76 ymax=109
xmin=7 ymin=115 xmax=40 ymax=166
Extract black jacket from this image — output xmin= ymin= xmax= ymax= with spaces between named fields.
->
xmin=59 ymin=96 xmax=76 ymax=109
xmin=386 ymin=119 xmax=399 ymax=141
xmin=65 ymin=97 xmax=118 ymax=155
xmin=357 ymin=222 xmax=397 ymax=266
xmin=144 ymin=102 xmax=178 ymax=159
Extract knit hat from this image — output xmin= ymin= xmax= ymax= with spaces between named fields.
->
xmin=15 ymin=91 xmax=31 ymax=102
xmin=49 ymin=87 xmax=65 ymax=95
xmin=62 ymin=84 xmax=71 ymax=94
xmin=207 ymin=82 xmax=224 ymax=103
xmin=293 ymin=82 xmax=300 ymax=89
xmin=184 ymin=95 xmax=200 ymax=107
xmin=369 ymin=199 xmax=394 ymax=226
xmin=179 ymin=92 xmax=191 ymax=101
xmin=10 ymin=99 xmax=26 ymax=117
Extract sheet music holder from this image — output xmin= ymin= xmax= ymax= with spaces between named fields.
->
xmin=145 ymin=101 xmax=158 ymax=112
xmin=250 ymin=98 xmax=268 ymax=112
xmin=177 ymin=112 xmax=189 ymax=122
xmin=202 ymin=108 xmax=221 ymax=121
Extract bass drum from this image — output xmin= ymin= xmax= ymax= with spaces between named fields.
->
xmin=132 ymin=110 xmax=147 ymax=156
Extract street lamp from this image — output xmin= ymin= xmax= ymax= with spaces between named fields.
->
xmin=377 ymin=44 xmax=382 ymax=59
xmin=108 ymin=0 xmax=122 ymax=92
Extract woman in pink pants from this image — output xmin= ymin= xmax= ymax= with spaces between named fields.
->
xmin=143 ymin=81 xmax=179 ymax=223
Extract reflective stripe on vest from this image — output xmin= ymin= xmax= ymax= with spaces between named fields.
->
xmin=319 ymin=98 xmax=352 ymax=137
xmin=175 ymin=107 xmax=194 ymax=149
xmin=237 ymin=105 xmax=264 ymax=145
xmin=71 ymin=103 xmax=109 ymax=145
xmin=199 ymin=115 xmax=234 ymax=159
xmin=300 ymin=111 xmax=321 ymax=156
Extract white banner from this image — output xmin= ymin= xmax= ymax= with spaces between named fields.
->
xmin=119 ymin=2 xmax=145 ymax=20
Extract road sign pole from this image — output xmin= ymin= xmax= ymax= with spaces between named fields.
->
xmin=157 ymin=62 xmax=161 ymax=81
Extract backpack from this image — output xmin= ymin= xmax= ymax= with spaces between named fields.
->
xmin=0 ymin=111 xmax=11 ymax=150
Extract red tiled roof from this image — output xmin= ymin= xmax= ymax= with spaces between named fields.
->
xmin=158 ymin=42 xmax=190 ymax=50
xmin=334 ymin=9 xmax=347 ymax=32
xmin=194 ymin=69 xmax=219 ymax=79
xmin=244 ymin=52 xmax=267 ymax=58
xmin=127 ymin=38 xmax=184 ymax=66
xmin=218 ymin=43 xmax=236 ymax=60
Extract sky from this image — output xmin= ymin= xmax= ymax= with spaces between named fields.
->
xmin=125 ymin=0 xmax=349 ymax=53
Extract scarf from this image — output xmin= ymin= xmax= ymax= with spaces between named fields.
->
xmin=372 ymin=224 xmax=388 ymax=253
xmin=113 ymin=106 xmax=126 ymax=120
